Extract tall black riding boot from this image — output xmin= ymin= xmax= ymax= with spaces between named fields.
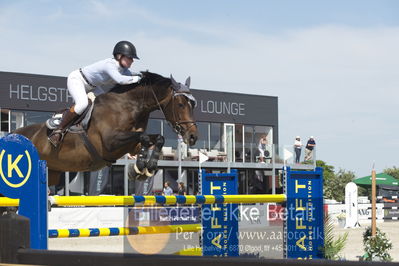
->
xmin=48 ymin=107 xmax=80 ymax=148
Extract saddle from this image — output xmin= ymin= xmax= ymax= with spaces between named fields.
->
xmin=45 ymin=99 xmax=115 ymax=166
xmin=45 ymin=99 xmax=94 ymax=133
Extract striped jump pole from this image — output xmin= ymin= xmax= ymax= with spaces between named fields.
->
xmin=50 ymin=194 xmax=287 ymax=206
xmin=367 ymin=206 xmax=399 ymax=210
xmin=49 ymin=224 xmax=202 ymax=238
xmin=366 ymin=204 xmax=399 ymax=220
xmin=367 ymin=217 xmax=399 ymax=220
xmin=376 ymin=196 xmax=398 ymax=200
xmin=0 ymin=197 xmax=19 ymax=206
xmin=1 ymin=194 xmax=287 ymax=207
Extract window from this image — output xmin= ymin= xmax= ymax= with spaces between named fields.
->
xmin=244 ymin=126 xmax=255 ymax=162
xmin=210 ymin=123 xmax=222 ymax=151
xmin=24 ymin=111 xmax=52 ymax=126
xmin=253 ymin=126 xmax=273 ymax=162
xmin=1 ymin=109 xmax=9 ymax=132
xmin=163 ymin=122 xmax=178 ymax=149
xmin=244 ymin=125 xmax=273 ymax=162
xmin=192 ymin=122 xmax=209 ymax=150
xmin=10 ymin=111 xmax=24 ymax=131
xmin=146 ymin=119 xmax=162 ymax=135
xmin=238 ymin=170 xmax=247 ymax=194
xmin=163 ymin=169 xmax=178 ymax=193
xmin=6 ymin=110 xmax=52 ymax=132
xmin=187 ymin=169 xmax=199 ymax=195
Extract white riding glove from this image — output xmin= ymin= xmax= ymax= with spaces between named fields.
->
xmin=131 ymin=75 xmax=141 ymax=83
xmin=87 ymin=92 xmax=96 ymax=102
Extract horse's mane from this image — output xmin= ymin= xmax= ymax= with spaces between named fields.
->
xmin=140 ymin=71 xmax=170 ymax=85
xmin=109 ymin=71 xmax=171 ymax=94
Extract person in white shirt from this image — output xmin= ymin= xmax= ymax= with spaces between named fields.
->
xmin=257 ymin=135 xmax=269 ymax=163
xmin=49 ymin=41 xmax=142 ymax=147
xmin=162 ymin=182 xmax=174 ymax=196
xmin=294 ymin=136 xmax=302 ymax=163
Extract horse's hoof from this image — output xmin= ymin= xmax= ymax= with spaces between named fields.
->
xmin=134 ymin=164 xmax=145 ymax=175
xmin=146 ymin=160 xmax=158 ymax=172
xmin=144 ymin=168 xmax=155 ymax=177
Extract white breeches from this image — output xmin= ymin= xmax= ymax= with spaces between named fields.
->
xmin=67 ymin=70 xmax=93 ymax=115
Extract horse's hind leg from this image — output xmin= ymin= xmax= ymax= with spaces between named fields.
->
xmin=144 ymin=134 xmax=164 ymax=177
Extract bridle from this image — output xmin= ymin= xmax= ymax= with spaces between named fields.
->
xmin=150 ymin=88 xmax=197 ymax=136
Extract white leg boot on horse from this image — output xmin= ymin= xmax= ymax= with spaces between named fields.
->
xmin=48 ymin=106 xmax=80 ymax=148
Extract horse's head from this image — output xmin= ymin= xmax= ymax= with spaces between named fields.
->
xmin=162 ymin=75 xmax=198 ymax=146
xmin=136 ymin=72 xmax=198 ymax=146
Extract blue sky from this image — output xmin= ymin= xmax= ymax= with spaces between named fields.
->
xmin=1 ymin=0 xmax=399 ymax=177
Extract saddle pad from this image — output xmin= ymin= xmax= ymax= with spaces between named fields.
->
xmin=45 ymin=100 xmax=95 ymax=132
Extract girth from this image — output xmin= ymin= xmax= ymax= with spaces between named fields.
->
xmin=70 ymin=125 xmax=115 ymax=167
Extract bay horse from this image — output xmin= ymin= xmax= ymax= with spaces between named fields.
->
xmin=14 ymin=72 xmax=198 ymax=186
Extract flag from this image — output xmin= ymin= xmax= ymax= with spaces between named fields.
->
xmin=283 ymin=148 xmax=293 ymax=161
xmin=199 ymin=151 xmax=209 ymax=164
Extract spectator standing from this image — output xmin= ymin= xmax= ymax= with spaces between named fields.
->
xmin=294 ymin=136 xmax=302 ymax=163
xmin=257 ymin=135 xmax=269 ymax=163
xmin=305 ymin=136 xmax=316 ymax=161
xmin=177 ymin=182 xmax=187 ymax=195
xmin=162 ymin=182 xmax=173 ymax=196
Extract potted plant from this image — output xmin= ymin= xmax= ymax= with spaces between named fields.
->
xmin=362 ymin=227 xmax=393 ymax=261
xmin=322 ymin=214 xmax=348 ymax=260
xmin=336 ymin=212 xmax=346 ymax=228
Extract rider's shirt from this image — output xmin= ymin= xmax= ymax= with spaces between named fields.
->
xmin=81 ymin=58 xmax=135 ymax=91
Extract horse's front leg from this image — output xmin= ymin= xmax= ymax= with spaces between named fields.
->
xmin=133 ymin=134 xmax=151 ymax=176
xmin=144 ymin=134 xmax=165 ymax=177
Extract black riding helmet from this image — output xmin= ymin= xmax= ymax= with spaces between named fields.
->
xmin=113 ymin=41 xmax=139 ymax=60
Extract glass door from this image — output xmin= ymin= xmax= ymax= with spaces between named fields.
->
xmin=234 ymin=124 xmax=244 ymax=162
xmin=224 ymin=123 xmax=235 ymax=162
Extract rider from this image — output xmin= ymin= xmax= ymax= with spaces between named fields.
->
xmin=49 ymin=41 xmax=142 ymax=147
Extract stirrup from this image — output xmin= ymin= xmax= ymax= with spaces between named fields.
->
xmin=48 ymin=130 xmax=65 ymax=148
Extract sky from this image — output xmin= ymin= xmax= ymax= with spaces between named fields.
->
xmin=0 ymin=0 xmax=398 ymax=177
